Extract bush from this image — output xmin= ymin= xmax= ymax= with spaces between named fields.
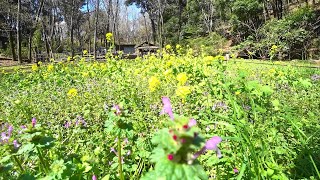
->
xmin=184 ymin=32 xmax=228 ymax=56
xmin=233 ymin=7 xmax=316 ymax=60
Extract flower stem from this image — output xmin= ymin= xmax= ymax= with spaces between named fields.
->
xmin=118 ymin=131 xmax=124 ymax=180
xmin=36 ymin=146 xmax=48 ymax=174
xmin=12 ymin=155 xmax=24 ymax=173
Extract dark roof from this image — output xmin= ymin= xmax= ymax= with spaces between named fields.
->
xmin=115 ymin=43 xmax=136 ymax=46
xmin=135 ymin=41 xmax=158 ymax=48
xmin=137 ymin=46 xmax=159 ymax=50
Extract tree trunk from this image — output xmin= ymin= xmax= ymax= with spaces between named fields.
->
xmin=71 ymin=15 xmax=75 ymax=59
xmin=17 ymin=0 xmax=22 ymax=64
xmin=178 ymin=0 xmax=183 ymax=43
xmin=87 ymin=0 xmax=91 ymax=54
xmin=150 ymin=18 xmax=157 ymax=43
xmin=94 ymin=0 xmax=99 ymax=60
xmin=9 ymin=31 xmax=17 ymax=61
xmin=143 ymin=13 xmax=149 ymax=42
xmin=105 ymin=0 xmax=112 ymax=50
xmin=28 ymin=34 xmax=32 ymax=62
xmin=115 ymin=0 xmax=120 ymax=44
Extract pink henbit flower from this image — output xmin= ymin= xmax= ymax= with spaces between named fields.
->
xmin=32 ymin=117 xmax=37 ymax=128
xmin=193 ymin=136 xmax=223 ymax=159
xmin=167 ymin=154 xmax=174 ymax=161
xmin=160 ymin=97 xmax=174 ymax=120
xmin=205 ymin=136 xmax=223 ymax=158
xmin=188 ymin=118 xmax=197 ymax=127
xmin=92 ymin=175 xmax=97 ymax=180
xmin=7 ymin=125 xmax=13 ymax=136
xmin=1 ymin=132 xmax=9 ymax=143
xmin=13 ymin=140 xmax=20 ymax=149
xmin=113 ymin=104 xmax=121 ymax=116
xmin=64 ymin=121 xmax=71 ymax=128
xmin=234 ymin=168 xmax=239 ymax=174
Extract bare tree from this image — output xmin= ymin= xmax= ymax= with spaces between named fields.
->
xmin=94 ymin=0 xmax=100 ymax=59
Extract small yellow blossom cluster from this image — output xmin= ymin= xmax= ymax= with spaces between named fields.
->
xmin=47 ymin=64 xmax=54 ymax=72
xmin=204 ymin=56 xmax=215 ymax=64
xmin=32 ymin=64 xmax=38 ymax=71
xmin=177 ymin=72 xmax=188 ymax=86
xmin=175 ymin=86 xmax=191 ymax=100
xmin=67 ymin=88 xmax=78 ymax=98
xmin=148 ymin=76 xmax=160 ymax=92
xmin=106 ymin=33 xmax=113 ymax=42
xmin=165 ymin=44 xmax=172 ymax=52
xmin=175 ymin=72 xmax=191 ymax=100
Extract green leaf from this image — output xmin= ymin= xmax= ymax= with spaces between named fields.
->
xmin=17 ymin=143 xmax=35 ymax=155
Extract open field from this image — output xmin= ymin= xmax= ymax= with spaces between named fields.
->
xmin=0 ymin=54 xmax=320 ymax=179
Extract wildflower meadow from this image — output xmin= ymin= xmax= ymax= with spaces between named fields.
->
xmin=0 ymin=48 xmax=320 ymax=180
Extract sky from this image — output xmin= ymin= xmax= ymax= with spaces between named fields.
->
xmin=81 ymin=0 xmax=141 ymax=18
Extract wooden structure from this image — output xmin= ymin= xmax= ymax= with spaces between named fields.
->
xmin=135 ymin=41 xmax=159 ymax=56
xmin=115 ymin=44 xmax=136 ymax=54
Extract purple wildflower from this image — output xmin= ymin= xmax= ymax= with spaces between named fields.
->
xmin=7 ymin=125 xmax=13 ymax=136
xmin=113 ymin=104 xmax=121 ymax=116
xmin=243 ymin=105 xmax=251 ymax=111
xmin=64 ymin=121 xmax=71 ymax=128
xmin=126 ymin=150 xmax=131 ymax=156
xmin=75 ymin=116 xmax=87 ymax=127
xmin=234 ymin=168 xmax=239 ymax=174
xmin=193 ymin=136 xmax=223 ymax=159
xmin=92 ymin=175 xmax=97 ymax=180
xmin=110 ymin=147 xmax=117 ymax=155
xmin=212 ymin=102 xmax=228 ymax=111
xmin=1 ymin=132 xmax=9 ymax=142
xmin=188 ymin=119 xmax=197 ymax=127
xmin=19 ymin=125 xmax=26 ymax=134
xmin=32 ymin=118 xmax=37 ymax=127
xmin=124 ymin=138 xmax=129 ymax=144
xmin=13 ymin=140 xmax=20 ymax=149
xmin=160 ymin=96 xmax=174 ymax=120
xmin=311 ymin=74 xmax=320 ymax=81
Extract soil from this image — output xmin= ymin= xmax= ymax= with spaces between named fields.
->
xmin=0 ymin=55 xmax=32 ymax=67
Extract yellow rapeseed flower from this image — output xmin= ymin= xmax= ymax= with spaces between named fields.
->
xmin=148 ymin=76 xmax=160 ymax=92
xmin=163 ymin=69 xmax=173 ymax=76
xmin=165 ymin=44 xmax=172 ymax=51
xmin=235 ymin=91 xmax=241 ymax=95
xmin=269 ymin=68 xmax=276 ymax=74
xmin=204 ymin=56 xmax=215 ymax=64
xmin=32 ymin=64 xmax=38 ymax=71
xmin=176 ymin=86 xmax=191 ymax=100
xmin=106 ymin=32 xmax=113 ymax=42
xmin=47 ymin=64 xmax=54 ymax=72
xmin=83 ymin=50 xmax=88 ymax=55
xmin=67 ymin=88 xmax=78 ymax=98
xmin=67 ymin=56 xmax=72 ymax=61
xmin=82 ymin=72 xmax=89 ymax=77
xmin=271 ymin=45 xmax=278 ymax=50
xmin=177 ymin=72 xmax=188 ymax=86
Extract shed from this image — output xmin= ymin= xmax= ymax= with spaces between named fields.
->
xmin=135 ymin=41 xmax=159 ymax=56
xmin=115 ymin=44 xmax=136 ymax=54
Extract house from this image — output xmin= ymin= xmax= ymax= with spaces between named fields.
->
xmin=135 ymin=41 xmax=159 ymax=56
xmin=115 ymin=44 xmax=136 ymax=54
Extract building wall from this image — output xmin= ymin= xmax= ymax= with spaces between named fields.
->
xmin=123 ymin=46 xmax=135 ymax=54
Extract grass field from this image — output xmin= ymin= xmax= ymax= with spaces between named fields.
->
xmin=0 ymin=53 xmax=319 ymax=179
